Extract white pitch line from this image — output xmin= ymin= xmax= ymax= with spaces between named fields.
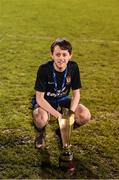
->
xmin=80 ymin=39 xmax=119 ymax=44
xmin=0 ymin=34 xmax=119 ymax=44
xmin=4 ymin=34 xmax=53 ymax=40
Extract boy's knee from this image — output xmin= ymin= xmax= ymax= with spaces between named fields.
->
xmin=37 ymin=115 xmax=48 ymax=124
xmin=34 ymin=116 xmax=48 ymax=129
xmin=33 ymin=108 xmax=48 ymax=129
xmin=85 ymin=111 xmax=91 ymax=121
xmin=79 ymin=111 xmax=91 ymax=125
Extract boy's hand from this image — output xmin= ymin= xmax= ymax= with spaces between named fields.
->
xmin=69 ymin=110 xmax=74 ymax=116
xmin=58 ymin=114 xmax=62 ymax=120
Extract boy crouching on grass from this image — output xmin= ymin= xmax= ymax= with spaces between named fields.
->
xmin=32 ymin=38 xmax=91 ymax=148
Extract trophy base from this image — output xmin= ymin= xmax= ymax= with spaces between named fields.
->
xmin=59 ymin=149 xmax=76 ymax=172
xmin=59 ymin=158 xmax=76 ymax=172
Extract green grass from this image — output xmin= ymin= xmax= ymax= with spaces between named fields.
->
xmin=0 ymin=0 xmax=119 ymax=178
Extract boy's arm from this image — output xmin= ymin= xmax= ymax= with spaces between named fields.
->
xmin=36 ymin=91 xmax=61 ymax=119
xmin=70 ymin=89 xmax=80 ymax=112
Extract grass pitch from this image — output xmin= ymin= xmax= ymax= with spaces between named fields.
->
xmin=0 ymin=0 xmax=119 ymax=178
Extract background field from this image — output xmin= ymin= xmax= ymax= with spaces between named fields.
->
xmin=0 ymin=0 xmax=119 ymax=179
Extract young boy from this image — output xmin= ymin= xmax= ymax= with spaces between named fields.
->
xmin=32 ymin=38 xmax=91 ymax=148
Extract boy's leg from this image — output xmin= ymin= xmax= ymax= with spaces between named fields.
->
xmin=33 ymin=106 xmax=48 ymax=148
xmin=74 ymin=104 xmax=91 ymax=126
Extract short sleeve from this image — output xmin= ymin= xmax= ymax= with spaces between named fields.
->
xmin=71 ymin=63 xmax=82 ymax=90
xmin=34 ymin=66 xmax=47 ymax=92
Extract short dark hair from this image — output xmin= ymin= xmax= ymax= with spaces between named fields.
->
xmin=51 ymin=38 xmax=72 ymax=54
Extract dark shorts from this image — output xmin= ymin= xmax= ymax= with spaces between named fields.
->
xmin=32 ymin=96 xmax=80 ymax=129
xmin=32 ymin=96 xmax=71 ymax=110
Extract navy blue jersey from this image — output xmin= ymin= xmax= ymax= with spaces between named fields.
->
xmin=34 ymin=60 xmax=82 ymax=101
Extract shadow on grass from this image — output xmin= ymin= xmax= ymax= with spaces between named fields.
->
xmin=38 ymin=148 xmax=99 ymax=179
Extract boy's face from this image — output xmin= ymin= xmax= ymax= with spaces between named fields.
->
xmin=51 ymin=45 xmax=72 ymax=71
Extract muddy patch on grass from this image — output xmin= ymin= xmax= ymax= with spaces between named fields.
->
xmin=0 ymin=128 xmax=35 ymax=149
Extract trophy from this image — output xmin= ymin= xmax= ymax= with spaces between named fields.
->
xmin=58 ymin=108 xmax=76 ymax=172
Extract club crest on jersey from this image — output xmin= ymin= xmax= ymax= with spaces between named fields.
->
xmin=66 ymin=75 xmax=71 ymax=84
